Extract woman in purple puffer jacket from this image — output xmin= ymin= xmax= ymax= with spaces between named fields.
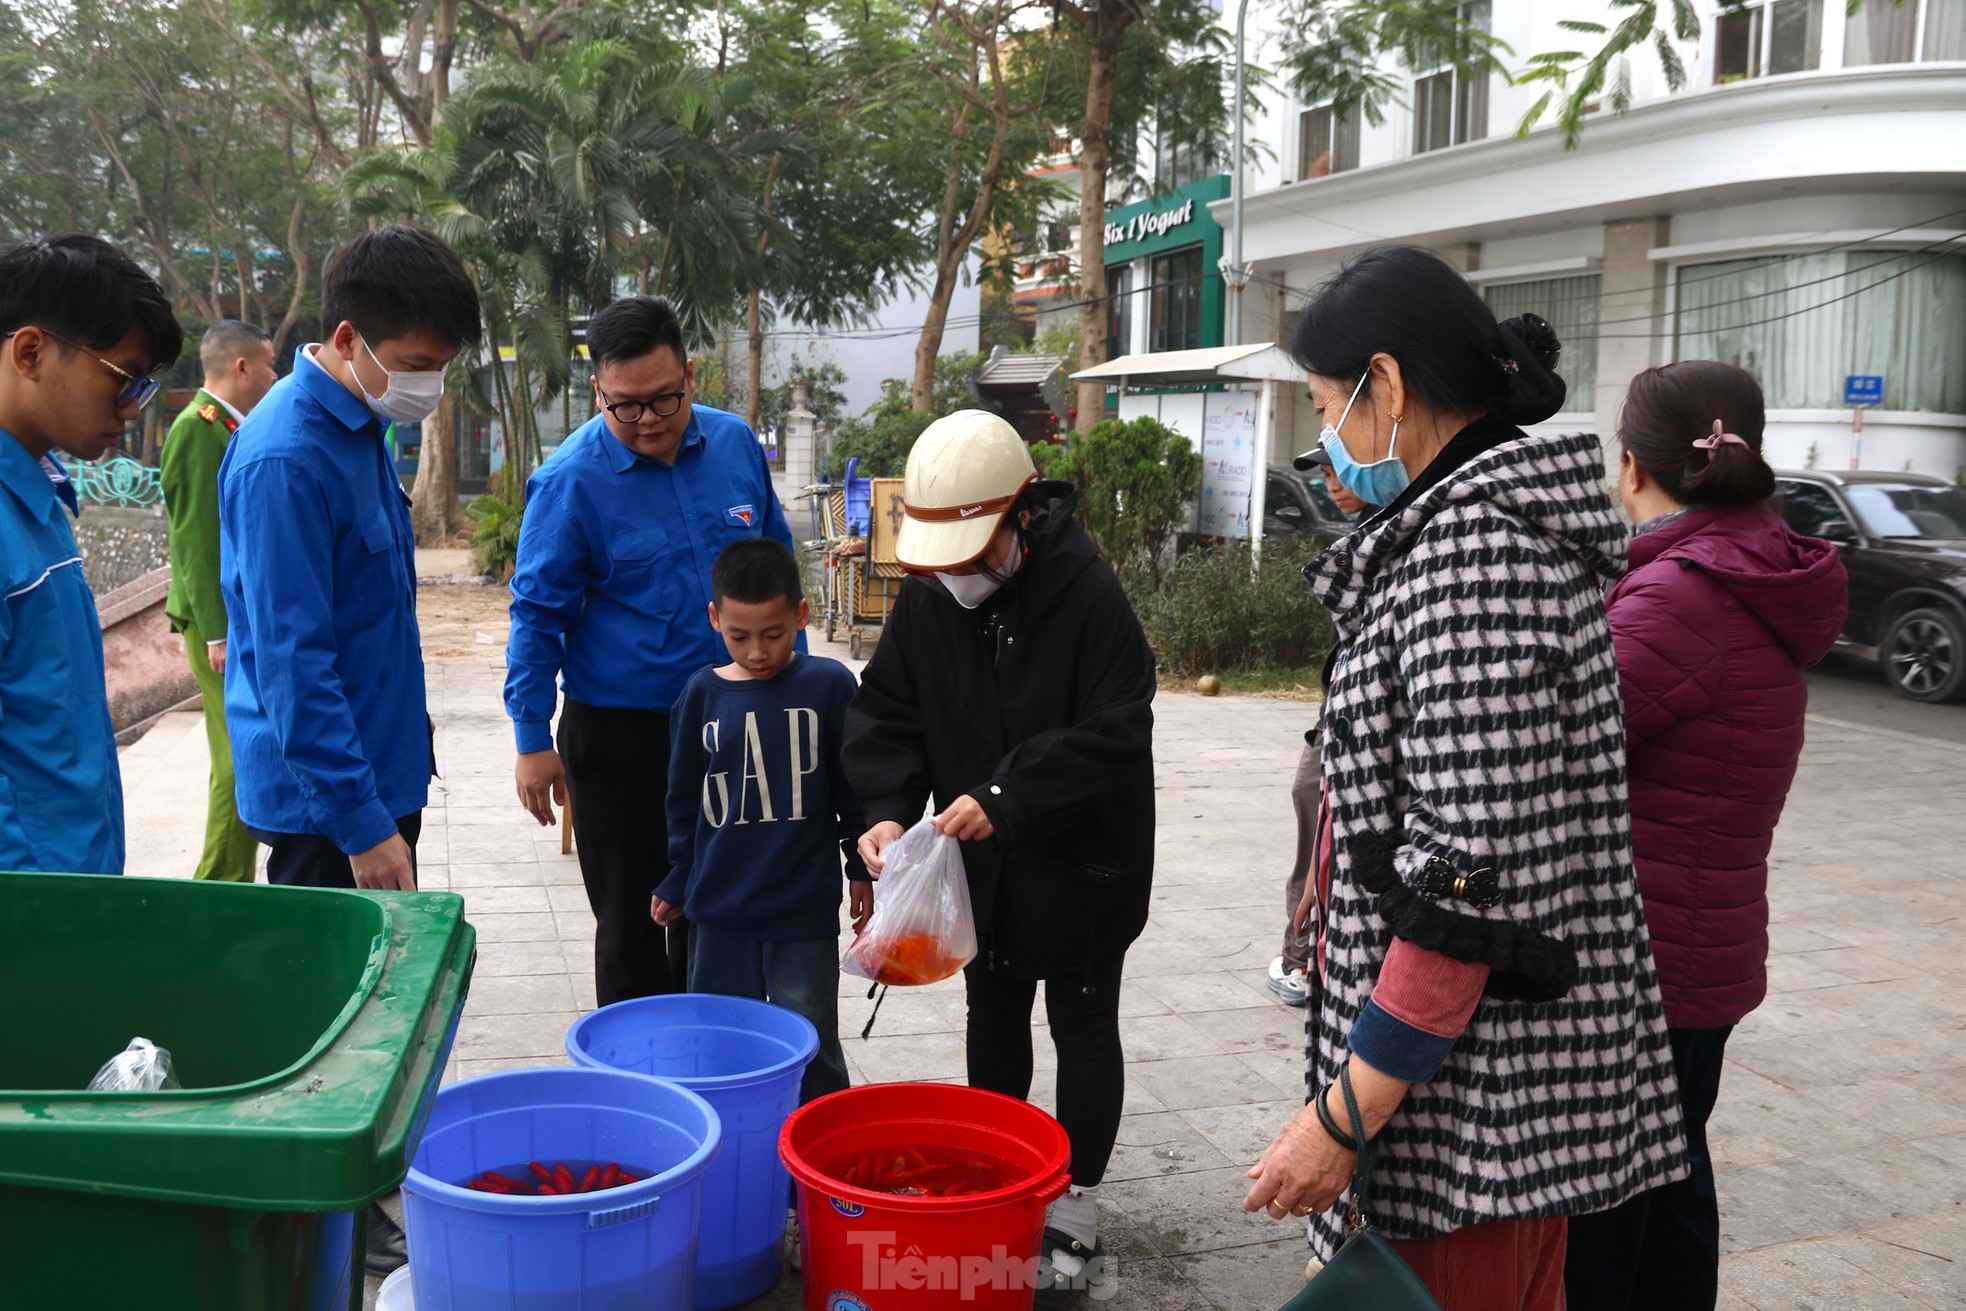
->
xmin=1567 ymin=360 xmax=1848 ymax=1310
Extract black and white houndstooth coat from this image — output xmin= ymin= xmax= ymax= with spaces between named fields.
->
xmin=1303 ymin=421 xmax=1688 ymax=1255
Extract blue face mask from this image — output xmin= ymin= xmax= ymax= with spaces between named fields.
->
xmin=1322 ymin=373 xmax=1409 ymax=506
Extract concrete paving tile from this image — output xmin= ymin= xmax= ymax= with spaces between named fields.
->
xmin=1810 ymin=1140 xmax=1966 ymax=1222
xmin=451 ymin=884 xmax=553 ymax=915
xmin=448 ymin=861 xmax=545 ymax=887
xmin=454 ymin=1010 xmax=582 ymax=1061
xmin=1726 ymin=1032 xmax=1882 ymax=1090
xmin=466 ymin=911 xmax=562 ymax=943
xmin=1101 ymin=1164 xmax=1289 ymax=1256
xmin=473 ymin=938 xmax=574 ymax=977
xmin=1132 ymin=1055 xmax=1294 ymax=1113
xmin=545 ymin=882 xmax=594 ymax=914
xmin=1089 ymin=1254 xmax=1216 ymax=1309
xmin=540 ymin=857 xmax=587 ymax=885
xmin=569 ymin=973 xmax=598 ymax=1012
xmin=1238 ymin=1048 xmax=1312 ymax=1101
xmin=850 ymin=989 xmax=959 ymax=1037
xmin=447 ymin=1053 xmax=569 ymax=1085
xmin=1130 ymin=970 xmax=1282 ymax=1015
xmin=1177 ymin=1100 xmax=1307 ymax=1167
xmin=1720 ymin=1237 xmax=1941 ymax=1310
xmin=1117 ymin=1013 xmax=1228 ymax=1062
xmin=1823 ymin=1217 xmax=1966 ymax=1308
xmin=1717 ymin=1157 xmax=1896 ymax=1249
xmin=464 ymin=972 xmax=578 ymax=1017
xmin=1174 ymin=1005 xmax=1306 ymax=1057
xmin=1173 ymin=1236 xmax=1315 ymax=1310
xmin=851 ymin=1030 xmax=970 ymax=1082
xmin=1103 ymin=1111 xmax=1236 ymax=1183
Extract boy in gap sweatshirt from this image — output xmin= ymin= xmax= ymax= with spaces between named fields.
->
xmin=653 ymin=538 xmax=872 ymax=1101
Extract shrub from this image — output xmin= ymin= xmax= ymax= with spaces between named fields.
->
xmin=1037 ymin=416 xmax=1200 ymax=586
xmin=821 ymin=352 xmax=987 ymax=481
xmin=1131 ymin=537 xmax=1334 ymax=678
xmin=468 ymin=478 xmax=524 ymax=579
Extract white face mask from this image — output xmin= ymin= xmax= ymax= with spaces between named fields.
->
xmin=935 ymin=570 xmax=1004 ymax=609
xmin=353 ymin=336 xmax=445 ymax=425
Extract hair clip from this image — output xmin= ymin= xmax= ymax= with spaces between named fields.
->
xmin=1495 ymin=356 xmax=1520 ymax=376
xmin=1691 ymin=420 xmax=1747 ymax=452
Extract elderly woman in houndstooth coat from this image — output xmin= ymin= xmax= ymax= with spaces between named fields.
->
xmin=1243 ymin=246 xmax=1688 ymax=1311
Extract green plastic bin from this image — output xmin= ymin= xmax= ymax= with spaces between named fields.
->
xmin=0 ymin=872 xmax=476 ymax=1311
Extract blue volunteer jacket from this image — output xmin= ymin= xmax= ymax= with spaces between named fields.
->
xmin=218 ymin=347 xmax=427 ymax=855
xmin=503 ymin=405 xmax=798 ymax=752
xmin=0 ymin=431 xmax=122 ymax=874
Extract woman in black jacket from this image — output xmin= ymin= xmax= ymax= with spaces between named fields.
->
xmin=842 ymin=409 xmax=1156 ymax=1311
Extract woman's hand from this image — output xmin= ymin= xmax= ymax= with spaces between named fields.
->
xmin=934 ymin=795 xmax=996 ymax=841
xmin=1243 ymin=1061 xmax=1411 ymax=1222
xmin=1292 ymin=865 xmax=1317 ymax=938
xmin=856 ymin=821 xmax=906 ymax=876
xmin=1242 ymin=1099 xmax=1357 ymax=1221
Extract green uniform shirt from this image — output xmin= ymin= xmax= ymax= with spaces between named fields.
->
xmin=162 ymin=389 xmax=236 ymax=640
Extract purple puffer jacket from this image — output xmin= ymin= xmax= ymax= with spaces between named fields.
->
xmin=1607 ymin=505 xmax=1847 ymax=1030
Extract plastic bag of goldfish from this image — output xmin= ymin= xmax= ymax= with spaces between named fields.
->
xmin=841 ymin=816 xmax=978 ymax=986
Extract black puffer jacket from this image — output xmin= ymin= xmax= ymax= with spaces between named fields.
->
xmin=842 ymin=484 xmax=1156 ymax=979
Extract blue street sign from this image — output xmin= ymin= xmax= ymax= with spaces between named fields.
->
xmin=1844 ymin=375 xmax=1884 ymax=406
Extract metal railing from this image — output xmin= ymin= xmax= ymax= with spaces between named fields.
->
xmin=64 ymin=456 xmax=164 ymax=509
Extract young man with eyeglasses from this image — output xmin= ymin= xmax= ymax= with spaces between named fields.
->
xmin=0 ymin=233 xmax=183 ymax=876
xmin=505 ymin=294 xmax=798 ymax=1004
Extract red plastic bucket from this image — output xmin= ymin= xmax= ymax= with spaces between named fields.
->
xmin=779 ymin=1082 xmax=1072 ymax=1311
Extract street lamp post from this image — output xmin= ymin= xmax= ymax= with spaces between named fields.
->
xmin=1222 ymin=0 xmax=1254 ymax=348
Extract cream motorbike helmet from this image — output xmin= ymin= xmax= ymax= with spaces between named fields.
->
xmin=895 ymin=409 xmax=1038 ymax=572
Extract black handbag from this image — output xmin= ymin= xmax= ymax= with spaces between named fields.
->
xmin=1276 ymin=1069 xmax=1444 ymax=1311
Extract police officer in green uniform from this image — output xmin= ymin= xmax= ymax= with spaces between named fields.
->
xmin=161 ymin=320 xmax=277 ymax=881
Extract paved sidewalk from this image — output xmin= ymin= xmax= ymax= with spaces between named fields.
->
xmin=121 ymin=577 xmax=1966 ymax=1310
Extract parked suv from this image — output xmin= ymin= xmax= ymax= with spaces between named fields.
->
xmin=1265 ymin=465 xmax=1359 ymax=548
xmin=1772 ymin=470 xmax=1966 ymax=702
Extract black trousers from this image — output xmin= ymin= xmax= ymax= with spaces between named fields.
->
xmin=1565 ymin=1025 xmax=1734 ymax=1311
xmin=558 ymin=698 xmax=689 ymax=1006
xmin=964 ymin=955 xmax=1126 ymax=1188
xmin=251 ymin=814 xmax=423 ymax=889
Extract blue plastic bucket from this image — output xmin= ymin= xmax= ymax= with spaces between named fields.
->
xmin=565 ymin=995 xmax=819 ymax=1310
xmin=401 ymin=1067 xmax=720 ymax=1311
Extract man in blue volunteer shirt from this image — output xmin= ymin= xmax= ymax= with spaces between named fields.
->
xmin=219 ymin=224 xmax=480 ymax=895
xmin=0 ymin=234 xmax=183 ymax=875
xmin=506 ymin=294 xmax=798 ymax=1005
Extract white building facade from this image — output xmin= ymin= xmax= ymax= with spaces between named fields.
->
xmin=1221 ymin=0 xmax=1966 ymax=477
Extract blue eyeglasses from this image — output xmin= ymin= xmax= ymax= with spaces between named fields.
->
xmin=4 ymin=328 xmax=163 ymax=410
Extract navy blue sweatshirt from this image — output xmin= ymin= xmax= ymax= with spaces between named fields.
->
xmin=659 ymin=654 xmax=870 ymax=942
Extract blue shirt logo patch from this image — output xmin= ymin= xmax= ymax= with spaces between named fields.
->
xmin=728 ymin=503 xmax=756 ymax=527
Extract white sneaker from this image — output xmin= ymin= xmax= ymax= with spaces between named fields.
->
xmin=1267 ymin=955 xmax=1310 ymax=1007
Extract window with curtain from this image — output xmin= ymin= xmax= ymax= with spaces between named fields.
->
xmin=1675 ymin=253 xmax=1966 ymax=412
xmin=1298 ymin=105 xmax=1360 ymax=178
xmin=1150 ymin=246 xmax=1204 ymax=352
xmin=1715 ymin=0 xmax=1823 ymax=79
xmin=1844 ymin=0 xmax=1966 ymax=63
xmin=1413 ymin=0 xmax=1491 ymax=153
xmin=1483 ymin=274 xmax=1602 ymax=412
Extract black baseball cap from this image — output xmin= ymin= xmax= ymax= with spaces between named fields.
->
xmin=1292 ymin=445 xmax=1333 ymax=472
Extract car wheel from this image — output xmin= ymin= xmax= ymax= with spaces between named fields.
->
xmin=1880 ymin=605 xmax=1966 ymax=703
